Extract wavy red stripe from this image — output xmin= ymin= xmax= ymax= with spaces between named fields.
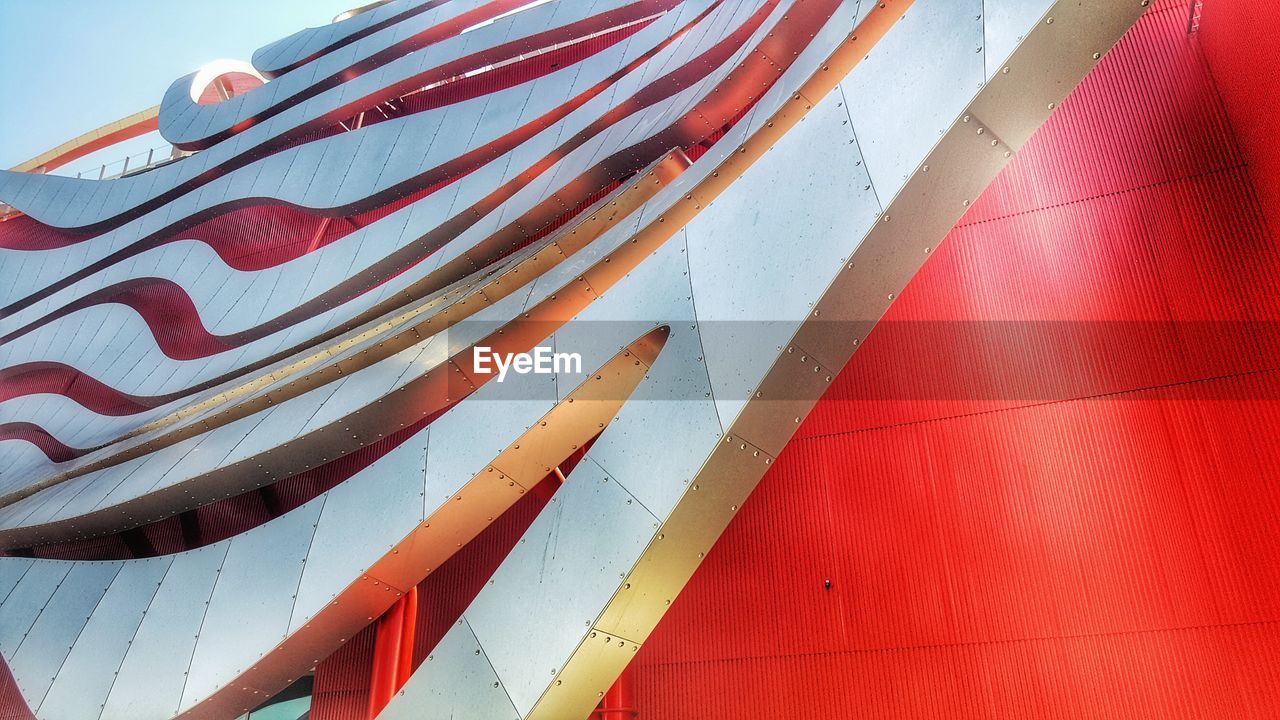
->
xmin=0 ymin=363 xmax=152 ymax=417
xmin=0 ymin=0 xmax=800 ymax=433
xmin=0 ymin=422 xmax=83 ymax=464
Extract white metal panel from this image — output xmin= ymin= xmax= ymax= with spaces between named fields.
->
xmin=179 ymin=500 xmax=324 ymax=712
xmin=37 ymin=558 xmax=172 ymax=720
xmin=465 ymin=463 xmax=658 ymax=716
xmin=843 ymin=0 xmax=985 ymax=199
xmin=0 ymin=563 xmax=68 ymax=658
xmin=102 ymin=545 xmax=228 ymax=720
xmin=378 ymin=618 xmax=521 ymax=720
xmin=288 ymin=438 xmax=427 ymax=632
xmin=685 ymin=88 xmax=878 ymax=427
xmin=7 ymin=563 xmax=120 ymax=709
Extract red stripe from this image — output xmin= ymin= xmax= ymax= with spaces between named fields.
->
xmin=0 ymin=363 xmax=152 ymax=417
xmin=0 ymin=422 xmax=83 ymax=463
xmin=2 ymin=277 xmax=230 ymax=361
xmin=0 ymin=14 xmax=673 ymax=319
xmin=0 ymin=0 xmax=821 ymax=432
xmin=0 ymin=10 xmax=656 ymax=253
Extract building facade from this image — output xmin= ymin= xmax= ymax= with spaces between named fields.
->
xmin=1 ymin=1 xmax=1278 ymax=719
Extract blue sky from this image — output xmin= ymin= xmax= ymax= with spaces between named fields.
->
xmin=0 ymin=0 xmax=356 ymax=170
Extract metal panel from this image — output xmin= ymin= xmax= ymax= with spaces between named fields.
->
xmin=556 ymin=238 xmax=723 ymax=519
xmin=179 ymin=500 xmax=323 ymax=712
xmin=102 ymin=545 xmax=228 ymax=720
xmin=379 ymin=3 xmax=1149 ymax=718
xmin=843 ymin=0 xmax=985 ymax=199
xmin=969 ymin=0 xmax=1149 ymax=149
xmin=0 ymin=563 xmax=69 ymax=658
xmin=7 ymin=563 xmax=120 ymax=709
xmin=516 ymin=623 xmax=641 ymax=720
xmin=0 ymin=559 xmax=32 ymax=606
xmin=296 ymin=337 xmax=445 ymax=436
xmin=378 ymin=619 xmax=520 ymax=720
xmin=275 ymin=146 xmax=328 ymax=205
xmin=465 ymin=463 xmax=658 ymax=716
xmin=626 ymin=16 xmax=1270 ymax=715
xmin=790 ymin=92 xmax=1015 ymax=375
xmin=685 ymin=89 xmax=879 ymax=429
xmin=289 ymin=439 xmax=427 ymax=632
xmin=423 ymin=358 xmax=559 ymax=504
xmin=0 ymin=0 xmax=732 ymax=397
xmin=594 ymin=430 xmax=775 ymax=645
xmin=329 ymin=122 xmax=405 ymax=209
xmin=0 ymin=1 xmax=1150 ymax=717
xmin=982 ymin=0 xmax=1056 ymax=79
xmin=37 ymin=558 xmax=172 ymax=720
xmin=300 ymin=131 xmax=366 ymax=210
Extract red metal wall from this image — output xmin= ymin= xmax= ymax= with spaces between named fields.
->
xmin=1198 ymin=0 xmax=1280 ymax=237
xmin=0 ymin=659 xmax=33 ymax=720
xmin=632 ymin=4 xmax=1280 ymax=718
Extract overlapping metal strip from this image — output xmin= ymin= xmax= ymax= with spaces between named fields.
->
xmin=0 ymin=1 xmax=1150 ymax=718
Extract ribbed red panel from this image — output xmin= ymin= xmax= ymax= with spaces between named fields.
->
xmin=406 ymin=475 xmax=562 ymax=668
xmin=797 ymin=5 xmax=1275 ymax=438
xmin=309 ymin=624 xmax=378 ymax=720
xmin=0 ymin=658 xmax=33 ymax=720
xmin=634 ymin=4 xmax=1280 ymax=718
xmin=637 ymin=623 xmax=1280 ymax=719
xmin=1198 ymin=0 xmax=1280 ymax=236
xmin=0 ymin=423 xmax=79 ymax=463
xmin=966 ymin=8 xmax=1240 ymax=226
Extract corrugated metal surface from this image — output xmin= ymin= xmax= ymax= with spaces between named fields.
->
xmin=309 ymin=624 xmax=378 ymax=720
xmin=966 ymin=6 xmax=1241 ymax=225
xmin=799 ymin=4 xmax=1276 ymax=439
xmin=637 ymin=622 xmax=1280 ymax=719
xmin=1199 ymin=0 xmax=1280 ymax=236
xmin=633 ymin=3 xmax=1280 ymax=718
xmin=0 ymin=658 xmax=33 ymax=720
xmin=796 ymin=163 xmax=1279 ymax=436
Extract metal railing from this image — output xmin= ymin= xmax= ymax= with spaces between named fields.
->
xmin=63 ymin=142 xmax=189 ymax=181
xmin=1 ymin=143 xmax=193 ymax=221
